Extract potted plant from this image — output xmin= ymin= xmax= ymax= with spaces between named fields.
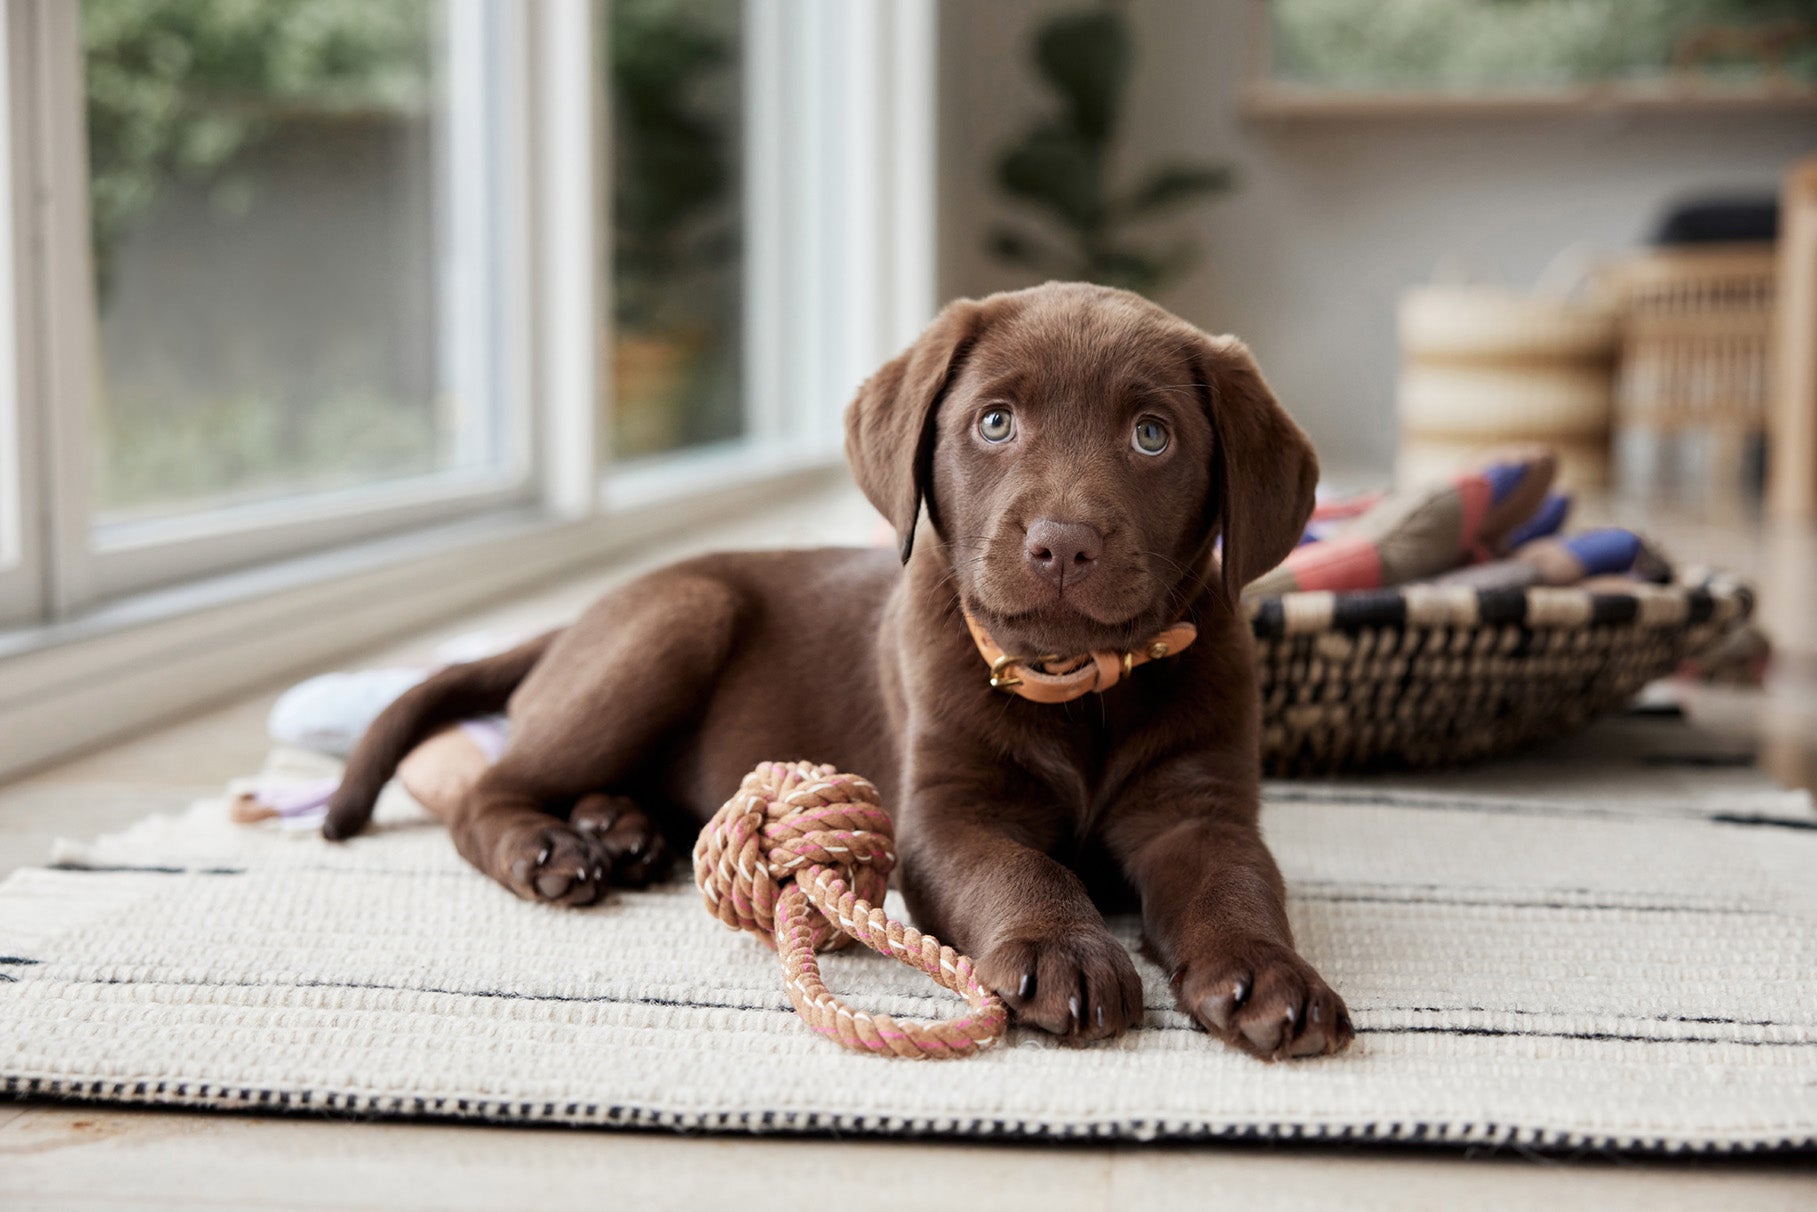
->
xmin=988 ymin=3 xmax=1233 ymax=297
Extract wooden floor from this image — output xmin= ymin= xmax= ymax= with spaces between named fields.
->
xmin=3 ymin=481 xmax=1815 ymax=1209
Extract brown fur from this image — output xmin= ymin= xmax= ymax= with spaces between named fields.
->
xmin=325 ymin=282 xmax=1351 ymax=1060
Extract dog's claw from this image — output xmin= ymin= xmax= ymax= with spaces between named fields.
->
xmin=490 ymin=824 xmax=617 ymax=908
xmin=1174 ymin=941 xmax=1352 ymax=1062
xmin=978 ymin=931 xmax=1141 ymax=1041
xmin=563 ymin=794 xmax=672 ymax=890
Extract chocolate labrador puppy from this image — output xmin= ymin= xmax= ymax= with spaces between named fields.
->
xmin=325 ymin=281 xmax=1352 ymax=1060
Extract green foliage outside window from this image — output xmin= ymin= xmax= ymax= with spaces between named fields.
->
xmin=609 ymin=0 xmax=738 ymax=332
xmin=606 ymin=0 xmax=743 ymax=460
xmin=84 ymin=0 xmax=433 ymax=302
xmin=82 ymin=0 xmax=438 ymax=517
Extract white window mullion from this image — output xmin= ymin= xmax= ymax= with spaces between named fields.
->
xmin=0 ymin=3 xmax=41 ymax=627
xmin=766 ymin=0 xmax=939 ymax=456
xmin=886 ymin=0 xmax=938 ymax=350
xmin=790 ymin=2 xmax=834 ymax=452
xmin=837 ymin=0 xmax=885 ymax=444
xmin=491 ymin=0 xmax=536 ymax=491
xmin=536 ymin=0 xmax=602 ymax=515
xmin=16 ymin=0 xmax=99 ymax=618
xmin=742 ymin=0 xmax=789 ymax=452
xmin=441 ymin=0 xmax=505 ymax=473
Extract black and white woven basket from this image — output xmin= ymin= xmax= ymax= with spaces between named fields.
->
xmin=1248 ymin=571 xmax=1753 ymax=775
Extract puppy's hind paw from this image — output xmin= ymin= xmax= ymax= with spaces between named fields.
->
xmin=497 ymin=823 xmax=613 ymax=907
xmin=568 ymin=794 xmax=672 ymax=889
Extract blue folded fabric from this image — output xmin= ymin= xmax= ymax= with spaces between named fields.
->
xmin=1562 ymin=527 xmax=1642 ymax=577
xmin=1503 ymin=492 xmax=1571 ymax=549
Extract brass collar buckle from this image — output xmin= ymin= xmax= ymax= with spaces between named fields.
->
xmin=988 ymin=651 xmax=1062 ymax=692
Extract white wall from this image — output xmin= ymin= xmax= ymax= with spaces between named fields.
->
xmin=937 ymin=0 xmax=1817 ymax=480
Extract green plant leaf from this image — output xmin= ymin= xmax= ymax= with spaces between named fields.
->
xmin=607 ymin=0 xmax=739 ymax=329
xmin=1144 ymin=238 xmax=1205 ymax=296
xmin=1033 ymin=8 xmax=1130 ymax=145
xmin=986 ymin=3 xmax=1236 ymax=294
xmin=1119 ymin=162 xmax=1234 ymax=219
xmin=987 ymin=224 xmax=1074 ymax=276
xmin=996 ymin=123 xmax=1104 ymax=233
xmin=1085 ymin=245 xmax=1169 ymax=295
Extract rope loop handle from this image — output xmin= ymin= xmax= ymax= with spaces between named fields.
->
xmin=694 ymin=761 xmax=1008 ymax=1059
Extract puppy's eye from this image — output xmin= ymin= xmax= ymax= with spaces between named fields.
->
xmin=1132 ymin=418 xmax=1170 ymax=455
xmin=978 ymin=408 xmax=1016 ymax=443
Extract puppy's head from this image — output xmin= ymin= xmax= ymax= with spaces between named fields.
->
xmin=845 ymin=281 xmax=1317 ymax=656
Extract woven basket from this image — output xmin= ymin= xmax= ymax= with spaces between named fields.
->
xmin=1249 ymin=573 xmax=1752 ymax=775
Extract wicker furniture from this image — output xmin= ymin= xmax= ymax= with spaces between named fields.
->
xmin=1605 ymin=245 xmax=1777 ymax=502
xmin=1250 ymin=573 xmax=1751 ymax=775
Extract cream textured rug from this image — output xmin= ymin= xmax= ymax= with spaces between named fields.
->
xmin=3 ymin=738 xmax=1815 ymax=1153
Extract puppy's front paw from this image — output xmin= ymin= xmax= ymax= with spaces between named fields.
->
xmin=1172 ymin=940 xmax=1353 ymax=1061
xmin=977 ymin=927 xmax=1143 ymax=1042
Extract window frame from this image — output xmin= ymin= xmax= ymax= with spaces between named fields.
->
xmin=606 ymin=0 xmax=939 ymax=491
xmin=0 ymin=0 xmax=937 ymax=781
xmin=20 ymin=0 xmax=543 ymax=606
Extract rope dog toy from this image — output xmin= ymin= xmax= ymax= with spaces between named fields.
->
xmin=694 ymin=761 xmax=1008 ymax=1059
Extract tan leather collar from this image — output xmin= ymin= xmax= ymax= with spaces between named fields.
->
xmin=962 ymin=611 xmax=1198 ymax=704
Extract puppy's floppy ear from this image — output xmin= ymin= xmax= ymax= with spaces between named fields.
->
xmin=1195 ymin=333 xmax=1319 ymax=599
xmin=844 ymin=298 xmax=986 ymax=563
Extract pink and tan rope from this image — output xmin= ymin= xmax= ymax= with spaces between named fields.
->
xmin=694 ymin=761 xmax=1008 ymax=1059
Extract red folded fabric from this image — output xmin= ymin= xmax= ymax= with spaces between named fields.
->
xmin=1248 ymin=451 xmax=1556 ymax=596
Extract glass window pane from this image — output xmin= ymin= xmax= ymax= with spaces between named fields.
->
xmin=83 ymin=0 xmax=508 ymax=525
xmin=607 ymin=0 xmax=744 ymax=462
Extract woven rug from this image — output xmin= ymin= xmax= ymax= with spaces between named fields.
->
xmin=3 ymin=740 xmax=1815 ymax=1153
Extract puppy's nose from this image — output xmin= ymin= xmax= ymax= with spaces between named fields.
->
xmin=1024 ymin=518 xmax=1103 ymax=588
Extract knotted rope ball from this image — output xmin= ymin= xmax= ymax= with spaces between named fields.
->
xmin=694 ymin=761 xmax=1008 ymax=1059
